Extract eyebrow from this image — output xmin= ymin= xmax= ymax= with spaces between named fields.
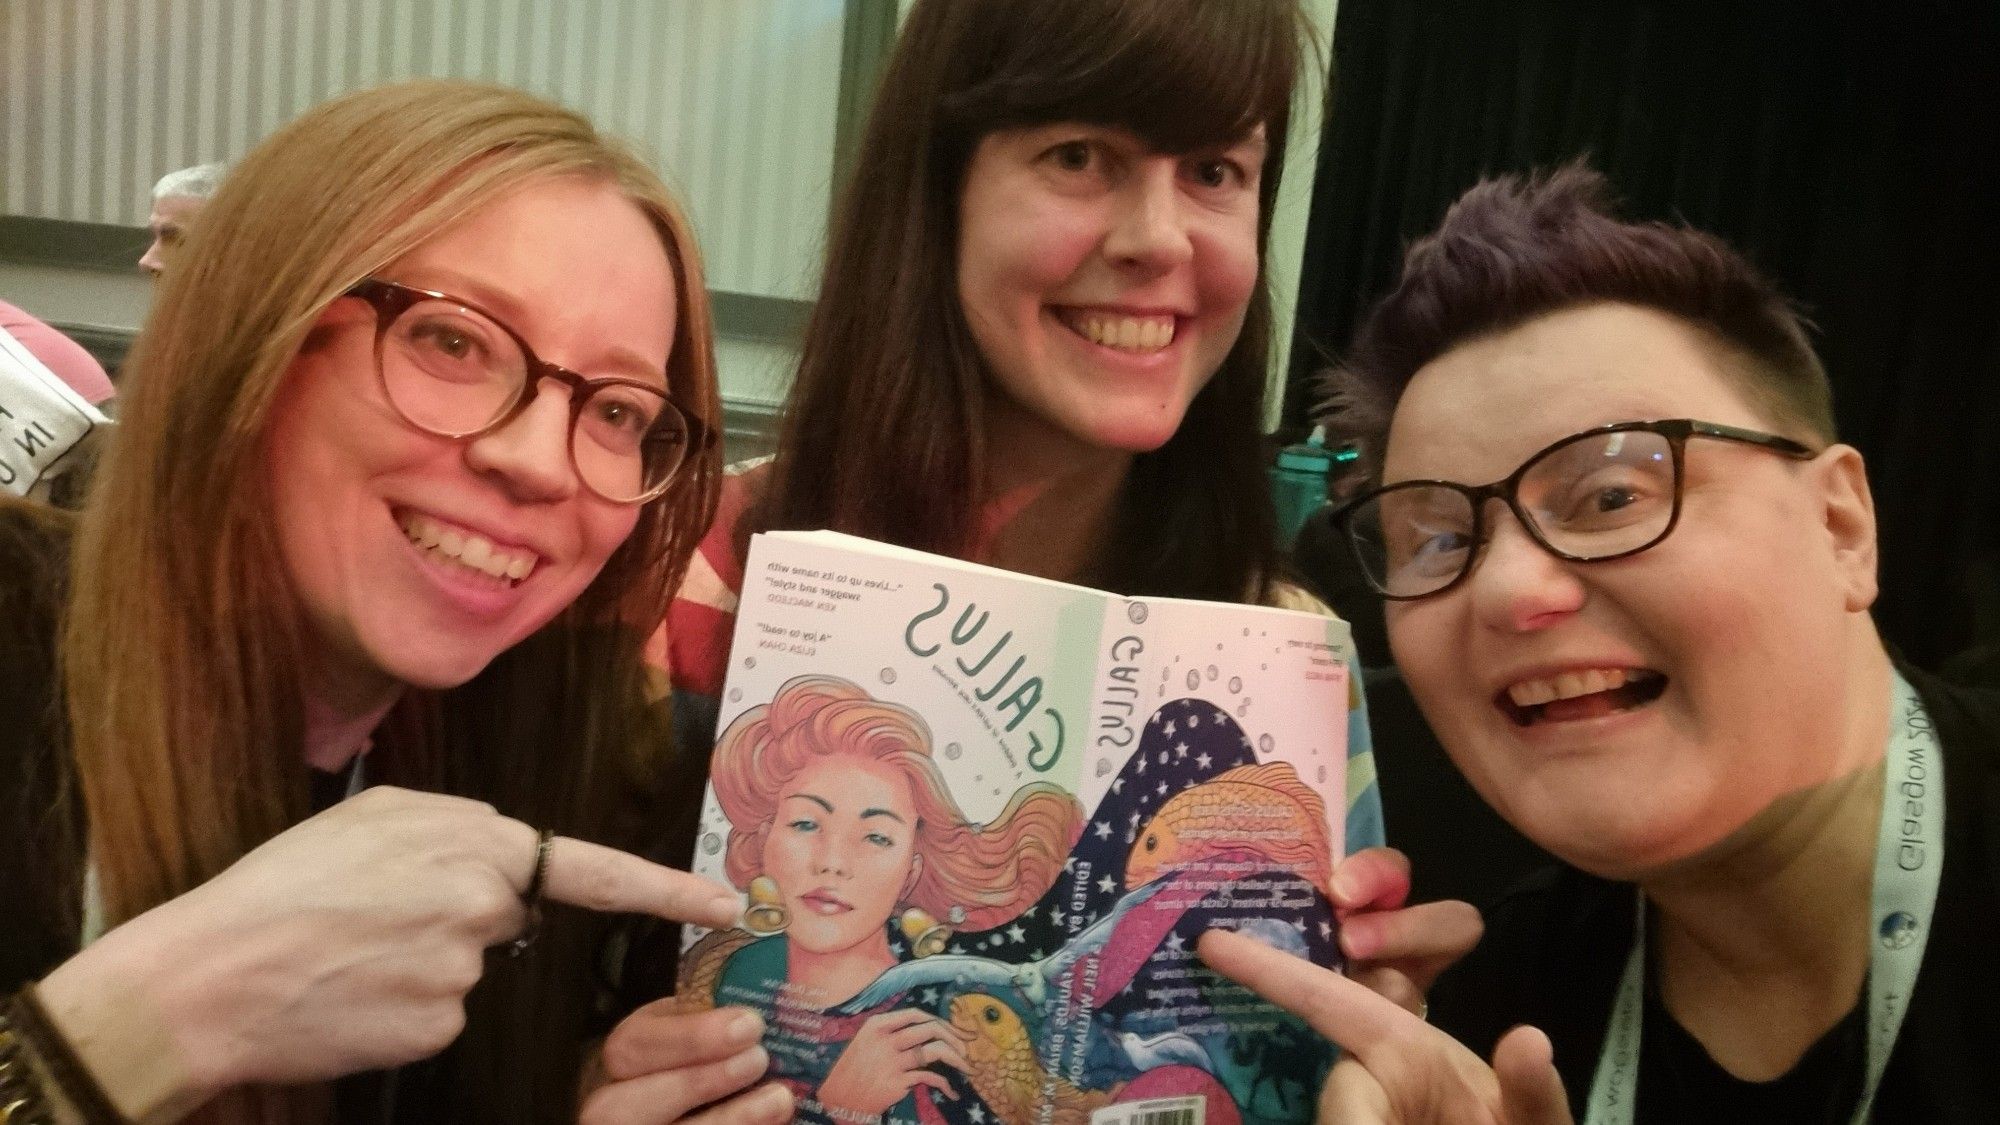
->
xmin=1218 ymin=132 xmax=1269 ymax=163
xmin=398 ymin=265 xmax=668 ymax=387
xmin=780 ymin=793 xmax=908 ymax=825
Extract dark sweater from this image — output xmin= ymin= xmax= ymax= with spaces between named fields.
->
xmin=0 ymin=503 xmax=689 ymax=1121
xmin=0 ymin=503 xmax=82 ymax=992
xmin=1429 ymin=663 xmax=2000 ymax=1123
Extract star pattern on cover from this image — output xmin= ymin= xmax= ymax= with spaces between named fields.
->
xmin=882 ymin=697 xmax=1342 ymax=1125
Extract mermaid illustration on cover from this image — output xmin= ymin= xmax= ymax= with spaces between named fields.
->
xmin=681 ymin=676 xmax=1340 ymax=1125
xmin=677 ymin=675 xmax=1085 ymax=1124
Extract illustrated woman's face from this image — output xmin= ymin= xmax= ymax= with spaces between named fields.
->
xmin=762 ymin=753 xmax=923 ymax=957
xmin=264 ymin=175 xmax=676 ymax=699
xmin=956 ymin=122 xmax=1265 ymax=465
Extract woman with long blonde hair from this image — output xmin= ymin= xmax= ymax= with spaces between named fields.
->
xmin=0 ymin=80 xmax=780 ymax=1124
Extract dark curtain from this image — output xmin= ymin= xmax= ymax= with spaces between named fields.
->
xmin=1288 ymin=0 xmax=2000 ymax=671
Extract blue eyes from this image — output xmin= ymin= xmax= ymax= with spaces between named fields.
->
xmin=783 ymin=818 xmax=897 ymax=848
xmin=1417 ymin=530 xmax=1472 ymax=557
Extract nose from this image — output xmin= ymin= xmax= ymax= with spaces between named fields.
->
xmin=1102 ymin=163 xmax=1194 ymax=275
xmin=1467 ymin=508 xmax=1586 ymax=633
xmin=139 ymin=239 xmax=165 ymax=277
xmin=461 ymin=380 xmax=578 ymax=503
xmin=812 ymin=835 xmax=849 ymax=877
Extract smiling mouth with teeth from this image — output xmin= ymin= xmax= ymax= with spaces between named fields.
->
xmin=398 ymin=511 xmax=539 ymax=586
xmin=1499 ymin=668 xmax=1668 ymax=727
xmin=1056 ymin=308 xmax=1178 ymax=353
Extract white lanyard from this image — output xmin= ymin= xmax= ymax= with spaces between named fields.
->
xmin=1585 ymin=671 xmax=1944 ymax=1124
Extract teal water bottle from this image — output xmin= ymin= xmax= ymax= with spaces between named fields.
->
xmin=1270 ymin=425 xmax=1333 ymax=546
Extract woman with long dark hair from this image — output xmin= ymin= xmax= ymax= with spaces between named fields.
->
xmin=663 ymin=0 xmax=1386 ymax=846
xmin=616 ymin=2 xmax=1481 ymax=1119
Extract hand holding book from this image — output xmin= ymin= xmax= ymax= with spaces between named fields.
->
xmin=584 ymin=1004 xmax=794 ymax=1125
xmin=1326 ymin=848 xmax=1483 ymax=1017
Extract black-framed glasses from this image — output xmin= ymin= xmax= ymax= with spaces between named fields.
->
xmin=345 ymin=277 xmax=713 ymax=504
xmin=1328 ymin=419 xmax=1818 ymax=600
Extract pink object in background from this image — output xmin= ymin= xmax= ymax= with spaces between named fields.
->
xmin=0 ymin=298 xmax=117 ymax=406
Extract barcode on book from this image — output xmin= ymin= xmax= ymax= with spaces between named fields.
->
xmin=1089 ymin=1095 xmax=1203 ymax=1125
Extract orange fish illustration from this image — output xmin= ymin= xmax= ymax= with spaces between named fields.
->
xmin=950 ymin=993 xmax=1119 ymax=1125
xmin=1124 ymin=761 xmax=1334 ymax=899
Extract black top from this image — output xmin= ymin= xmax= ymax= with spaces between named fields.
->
xmin=0 ymin=504 xmax=80 ymax=993
xmin=1429 ymin=664 xmax=2000 ymax=1123
xmin=0 ymin=505 xmax=678 ymax=1122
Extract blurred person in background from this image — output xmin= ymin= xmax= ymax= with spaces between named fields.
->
xmin=0 ymin=298 xmax=116 ymax=407
xmin=139 ymin=162 xmax=227 ymax=279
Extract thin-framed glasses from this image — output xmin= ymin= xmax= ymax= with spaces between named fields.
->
xmin=1328 ymin=419 xmax=1818 ymax=601
xmin=345 ymin=277 xmax=713 ymax=504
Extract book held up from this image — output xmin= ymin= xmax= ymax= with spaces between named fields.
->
xmin=675 ymin=531 xmax=1354 ymax=1125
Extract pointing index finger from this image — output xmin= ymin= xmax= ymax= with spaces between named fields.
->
xmin=540 ymin=836 xmax=740 ymax=929
xmin=1196 ymin=928 xmax=1423 ymax=1068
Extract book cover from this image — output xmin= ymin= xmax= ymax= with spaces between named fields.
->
xmin=676 ymin=531 xmax=1353 ymax=1125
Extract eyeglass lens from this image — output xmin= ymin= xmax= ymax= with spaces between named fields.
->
xmin=378 ymin=297 xmax=687 ymax=502
xmin=1349 ymin=428 xmax=1678 ymax=597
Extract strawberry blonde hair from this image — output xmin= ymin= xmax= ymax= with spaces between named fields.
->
xmin=713 ymin=675 xmax=1082 ymax=931
xmin=61 ymin=80 xmax=721 ymax=1122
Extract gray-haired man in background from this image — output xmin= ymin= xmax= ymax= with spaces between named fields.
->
xmin=139 ymin=162 xmax=226 ymax=278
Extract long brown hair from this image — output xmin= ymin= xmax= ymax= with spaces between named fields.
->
xmin=756 ymin=0 xmax=1307 ymax=601
xmin=62 ymin=80 xmax=721 ymax=1121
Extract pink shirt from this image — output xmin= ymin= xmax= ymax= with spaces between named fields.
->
xmin=0 ymin=299 xmax=117 ymax=405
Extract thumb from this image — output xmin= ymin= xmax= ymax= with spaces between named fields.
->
xmin=1493 ymin=1025 xmax=1572 ymax=1125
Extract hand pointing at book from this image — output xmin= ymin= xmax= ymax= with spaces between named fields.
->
xmin=1197 ymin=928 xmax=1573 ymax=1125
xmin=33 ymin=787 xmax=743 ymax=1120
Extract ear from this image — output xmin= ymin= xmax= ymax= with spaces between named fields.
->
xmin=901 ymin=853 xmax=924 ymax=901
xmin=1810 ymin=444 xmax=1878 ymax=613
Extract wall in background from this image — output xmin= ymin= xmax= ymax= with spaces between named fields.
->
xmin=0 ymin=0 xmax=843 ymax=431
xmin=3 ymin=0 xmax=843 ymax=301
xmin=2 ymin=0 xmax=1334 ymax=444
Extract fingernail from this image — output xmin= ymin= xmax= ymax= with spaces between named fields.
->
xmin=757 ymin=1083 xmax=794 ymax=1118
xmin=1331 ymin=871 xmax=1360 ymax=903
xmin=729 ymin=1009 xmax=765 ymax=1042
xmin=710 ymin=891 xmax=743 ymax=924
xmin=731 ymin=1046 xmax=770 ymax=1081
xmin=1340 ymin=925 xmax=1375 ymax=960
